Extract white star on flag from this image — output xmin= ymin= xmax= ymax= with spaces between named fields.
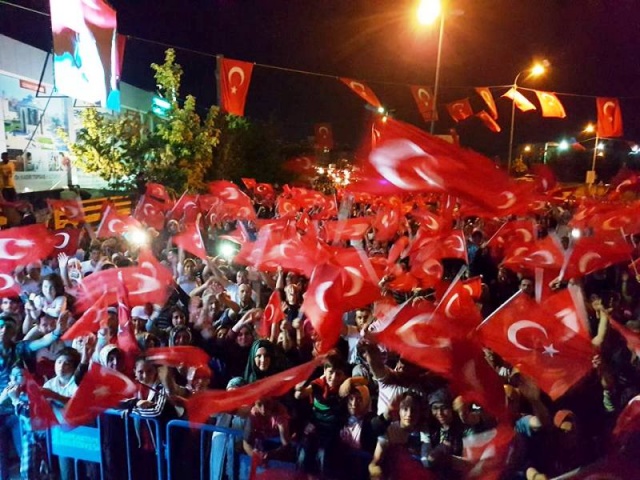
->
xmin=231 ymin=86 xmax=238 ymax=94
xmin=543 ymin=344 xmax=559 ymax=357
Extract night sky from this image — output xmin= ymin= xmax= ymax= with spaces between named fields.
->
xmin=2 ymin=0 xmax=640 ymax=158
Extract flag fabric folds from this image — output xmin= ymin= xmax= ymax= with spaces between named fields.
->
xmin=534 ymin=91 xmax=567 ymax=118
xmin=596 ymin=97 xmax=623 ymax=137
xmin=219 ymin=57 xmax=254 ymax=116
xmin=475 ymin=87 xmax=498 ymax=119
xmin=446 ymin=98 xmax=473 ymax=122
xmin=339 ymin=78 xmax=382 ymax=108
xmin=502 ymin=88 xmax=536 ymax=112
xmin=476 ymin=111 xmax=501 ymax=132
xmin=410 ymin=85 xmax=438 ymax=122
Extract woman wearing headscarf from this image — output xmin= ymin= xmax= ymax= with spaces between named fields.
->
xmin=243 ymin=339 xmax=282 ymax=384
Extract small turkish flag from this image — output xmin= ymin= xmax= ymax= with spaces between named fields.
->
xmin=145 ymin=346 xmax=210 ymax=371
xmin=220 ymin=57 xmax=254 ymax=116
xmin=314 ymin=123 xmax=334 ymax=150
xmin=476 ymin=110 xmax=501 ymax=132
xmin=563 ymin=234 xmax=632 ymax=279
xmin=475 ymin=87 xmax=498 ymax=119
xmin=51 ymin=227 xmax=81 ymax=257
xmin=283 ymin=156 xmax=316 ymax=175
xmin=0 ymin=270 xmax=21 ymax=297
xmin=96 ymin=203 xmax=141 ymax=239
xmin=207 ymin=180 xmax=256 ymax=222
xmin=145 ymin=183 xmax=171 ymax=207
xmin=260 ymin=290 xmax=284 ymax=337
xmin=502 ymin=87 xmax=536 ymax=112
xmin=62 ymin=292 xmax=110 ymax=341
xmin=446 ymin=98 xmax=473 ymax=122
xmin=410 ymin=85 xmax=438 ymax=122
xmin=47 ymin=198 xmax=85 ymax=222
xmin=241 ymin=178 xmax=257 ymax=190
xmin=133 ymin=195 xmax=166 ymax=230
xmin=476 ymin=291 xmax=594 ymax=399
xmin=173 ymin=222 xmax=207 ymax=260
xmin=535 ymin=90 xmax=566 ymax=118
xmin=167 ymin=193 xmax=199 ymax=224
xmin=24 ymin=370 xmax=59 ymax=431
xmin=186 ymin=358 xmax=321 ymax=425
xmin=339 ymin=78 xmax=382 ymax=108
xmin=0 ymin=224 xmax=56 ymax=270
xmin=63 ymin=363 xmax=138 ymax=426
xmin=463 ymin=423 xmax=514 ymax=480
xmin=596 ymin=97 xmax=623 ymax=138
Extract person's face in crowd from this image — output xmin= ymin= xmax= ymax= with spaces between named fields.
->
xmin=347 ymin=391 xmax=366 ymax=417
xmin=144 ymin=335 xmax=160 ymax=350
xmin=254 ymin=346 xmax=271 ymax=372
xmin=55 ymin=355 xmax=75 ymax=379
xmin=106 ymin=351 xmax=123 ymax=372
xmin=431 ymin=402 xmax=454 ymax=427
xmin=452 ymin=397 xmax=473 ymax=425
xmin=174 ymin=330 xmax=191 ymax=346
xmin=38 ymin=315 xmax=57 ymax=335
xmin=132 ymin=317 xmax=146 ymax=333
xmin=519 ymin=278 xmax=534 ymax=297
xmin=0 ymin=319 xmax=15 ymax=345
xmin=324 ymin=366 xmax=345 ymax=389
xmin=284 ymin=284 xmax=299 ymax=305
xmin=184 ymin=261 xmax=195 ymax=278
xmin=172 ymin=310 xmax=187 ymax=327
xmin=236 ymin=270 xmax=249 ymax=285
xmin=236 ymin=327 xmax=253 ymax=348
xmin=9 ymin=367 xmax=24 ymax=387
xmin=215 ymin=326 xmax=228 ymax=340
xmin=253 ymin=398 xmax=272 ymax=416
xmin=41 ymin=279 xmax=57 ymax=301
xmin=497 ymin=268 xmax=509 ymax=284
xmin=238 ymin=284 xmax=252 ymax=305
xmin=134 ymin=361 xmax=157 ymax=386
xmin=1 ymin=298 xmax=18 ymax=314
xmin=355 ymin=309 xmax=370 ymax=331
xmin=622 ymin=271 xmax=630 ymax=282
xmin=90 ymin=248 xmax=100 ymax=263
xmin=399 ymin=400 xmax=419 ymax=429
xmin=107 ymin=312 xmax=118 ymax=335
xmin=188 ymin=374 xmax=210 ymax=393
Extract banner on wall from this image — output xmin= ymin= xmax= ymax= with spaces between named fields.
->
xmin=0 ymin=71 xmax=108 ymax=192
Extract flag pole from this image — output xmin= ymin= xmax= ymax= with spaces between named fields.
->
xmin=215 ymin=55 xmax=223 ymax=109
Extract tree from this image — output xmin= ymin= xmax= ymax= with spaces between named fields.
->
xmin=62 ymin=49 xmax=221 ymax=193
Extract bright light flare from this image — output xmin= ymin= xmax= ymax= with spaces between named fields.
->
xmin=218 ymin=241 xmax=238 ymax=261
xmin=584 ymin=123 xmax=595 ymax=134
xmin=530 ymin=63 xmax=546 ymax=76
xmin=128 ymin=227 xmax=150 ymax=247
xmin=558 ymin=140 xmax=570 ymax=151
xmin=571 ymin=228 xmax=581 ymax=240
xmin=417 ymin=0 xmax=442 ymax=26
xmin=523 ymin=145 xmax=532 ymax=153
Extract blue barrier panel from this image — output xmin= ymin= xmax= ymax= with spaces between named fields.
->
xmin=166 ymin=419 xmax=244 ymax=480
xmin=50 ymin=425 xmax=101 ymax=463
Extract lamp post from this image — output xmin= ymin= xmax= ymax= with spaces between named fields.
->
xmin=417 ymin=0 xmax=445 ymax=135
xmin=507 ymin=62 xmax=547 ymax=174
xmin=583 ymin=123 xmax=600 ymax=185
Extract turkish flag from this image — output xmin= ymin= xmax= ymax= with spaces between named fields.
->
xmin=372 ymin=206 xmax=401 ymax=242
xmin=439 ymin=229 xmax=468 ymax=262
xmin=339 ymin=78 xmax=382 ymax=108
xmin=410 ymin=208 xmax=445 ymax=234
xmin=207 ymin=180 xmax=256 ymax=221
xmin=51 ymin=227 xmax=81 ymax=257
xmin=167 ymin=193 xmax=199 ymax=224
xmin=96 ymin=203 xmax=141 ymax=239
xmin=173 ymin=222 xmax=207 ymax=260
xmin=534 ymin=91 xmax=566 ymax=118
xmin=433 ymin=279 xmax=483 ymax=336
xmin=461 ymin=276 xmax=483 ymax=299
xmin=63 ymin=363 xmax=138 ymax=426
xmin=260 ymin=290 xmax=284 ymax=337
xmin=476 ymin=291 xmax=594 ymax=399
xmin=145 ymin=183 xmax=171 ymax=207
xmin=410 ymin=85 xmax=438 ymax=122
xmin=314 ymin=123 xmax=334 ymax=150
xmin=24 ymin=370 xmax=59 ymax=431
xmin=0 ymin=224 xmax=56 ymax=270
xmin=596 ymin=97 xmax=623 ymax=137
xmin=137 ymin=247 xmax=174 ymax=283
xmin=502 ymin=235 xmax=565 ymax=272
xmin=446 ymin=98 xmax=473 ymax=122
xmin=541 ymin=286 xmax=591 ymax=341
xmin=323 ymin=217 xmax=371 ymax=242
xmin=530 ymin=163 xmax=557 ymax=193
xmin=242 ymin=178 xmax=257 ymax=190
xmin=133 ymin=195 xmax=166 ymax=230
xmin=283 ymin=156 xmax=316 ymax=175
xmin=608 ymin=320 xmax=640 ymax=358
xmin=254 ymin=183 xmax=276 ymax=204
xmin=116 ymin=274 xmax=140 ymax=364
xmin=581 ymin=204 xmax=640 ymax=238
xmin=351 ymin=117 xmax=527 ymax=215
xmin=220 ymin=57 xmax=254 ymax=116
xmin=62 ymin=292 xmax=109 ymax=341
xmin=475 ymin=87 xmax=498 ymax=119
xmin=487 ymin=219 xmax=537 ymax=248
xmin=476 ymin=111 xmax=501 ymax=133
xmin=76 ymin=266 xmax=171 ymax=312
xmin=302 ymin=263 xmax=345 ymax=352
xmin=145 ymin=346 xmax=210 ymax=372
xmin=502 ymin=87 xmax=536 ymax=112
xmin=47 ymin=198 xmax=85 ymax=223
xmin=186 ymin=359 xmax=321 ymax=425
xmin=563 ymin=234 xmax=632 ymax=279
xmin=0 ymin=270 xmax=21 ymax=297
xmin=463 ymin=423 xmax=514 ymax=480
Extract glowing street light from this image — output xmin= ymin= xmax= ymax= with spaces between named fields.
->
xmin=507 ymin=61 xmax=548 ymax=174
xmin=417 ymin=0 xmax=442 ymax=25
xmin=583 ymin=122 xmax=600 ymax=184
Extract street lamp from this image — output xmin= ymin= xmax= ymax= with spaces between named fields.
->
xmin=417 ymin=0 xmax=445 ymax=134
xmin=507 ymin=61 xmax=548 ymax=174
xmin=584 ymin=123 xmax=600 ymax=185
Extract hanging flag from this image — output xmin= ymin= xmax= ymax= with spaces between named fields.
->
xmin=446 ymin=98 xmax=473 ymax=122
xmin=476 ymin=291 xmax=593 ymax=400
xmin=502 ymin=87 xmax=536 ymax=112
xmin=534 ymin=91 xmax=566 ymax=118
xmin=476 ymin=111 xmax=501 ymax=133
xmin=410 ymin=85 xmax=438 ymax=122
xmin=339 ymin=78 xmax=382 ymax=108
xmin=49 ymin=0 xmax=121 ymax=110
xmin=219 ymin=57 xmax=254 ymax=116
xmin=596 ymin=97 xmax=623 ymax=138
xmin=475 ymin=87 xmax=498 ymax=119
xmin=314 ymin=123 xmax=334 ymax=150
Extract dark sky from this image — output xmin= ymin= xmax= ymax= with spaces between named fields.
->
xmin=2 ymin=0 xmax=640 ymax=157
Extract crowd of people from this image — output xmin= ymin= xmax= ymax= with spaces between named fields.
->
xmin=1 ymin=161 xmax=640 ymax=480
